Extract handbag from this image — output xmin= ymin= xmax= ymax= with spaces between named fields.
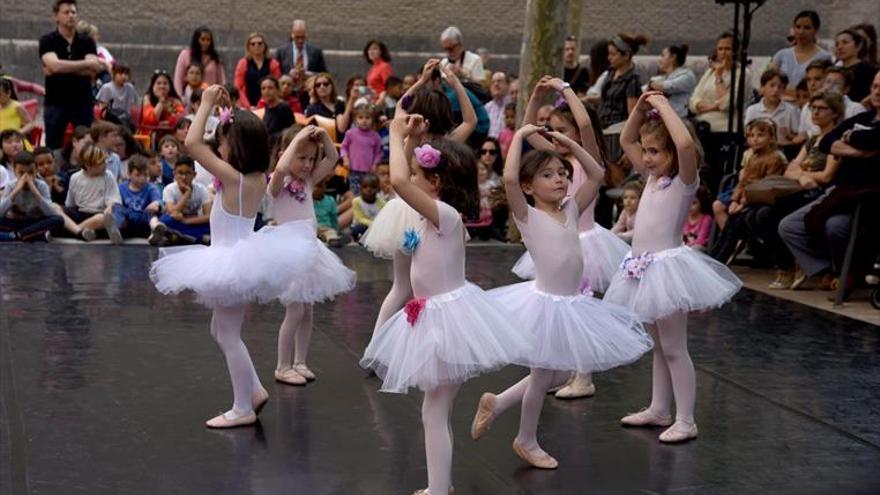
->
xmin=743 ymin=175 xmax=803 ymax=206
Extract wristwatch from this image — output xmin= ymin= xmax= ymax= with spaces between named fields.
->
xmin=561 ymin=82 xmax=571 ymax=90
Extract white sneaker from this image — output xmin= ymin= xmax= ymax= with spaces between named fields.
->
xmin=104 ymin=214 xmax=123 ymax=244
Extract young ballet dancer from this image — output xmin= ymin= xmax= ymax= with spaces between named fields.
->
xmin=150 ymin=85 xmax=316 ymax=428
xmin=513 ymin=76 xmax=631 ymax=399
xmin=360 ymin=115 xmax=528 ymax=495
xmin=604 ymin=91 xmax=742 ymax=443
xmin=361 ymin=59 xmax=476 ymax=333
xmin=268 ymin=124 xmax=356 ymax=386
xmin=470 ymin=124 xmax=653 ymax=469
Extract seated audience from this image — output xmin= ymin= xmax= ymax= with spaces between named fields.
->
xmin=612 ymin=181 xmax=642 ymax=242
xmin=106 ymin=154 xmax=163 ymax=244
xmin=0 ymin=151 xmax=63 ymax=242
xmin=59 ymin=143 xmax=120 ymax=241
xmin=350 ymin=172 xmax=384 ymax=241
xmin=157 ymin=156 xmax=211 ymax=245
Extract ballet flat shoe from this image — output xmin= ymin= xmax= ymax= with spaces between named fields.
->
xmin=554 ymin=374 xmax=596 ymax=399
xmin=252 ymin=388 xmax=269 ymax=415
xmin=409 ymin=487 xmax=455 ymax=494
xmin=470 ymin=393 xmax=497 ymax=440
xmin=512 ymin=440 xmax=559 ymax=470
xmin=620 ymin=408 xmax=674 ymax=427
xmin=547 ymin=372 xmax=575 ymax=394
xmin=659 ymin=421 xmax=698 ymax=443
xmin=275 ymin=368 xmax=307 ymax=386
xmin=205 ymin=411 xmax=257 ymax=429
xmin=292 ymin=363 xmax=316 ymax=381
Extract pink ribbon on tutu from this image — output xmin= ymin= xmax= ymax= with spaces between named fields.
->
xmin=621 ymin=252 xmax=655 ymax=280
xmin=404 ymin=297 xmax=427 ymax=326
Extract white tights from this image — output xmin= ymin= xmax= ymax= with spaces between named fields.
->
xmin=210 ymin=305 xmax=262 ymax=417
xmin=373 ymin=252 xmax=412 ymax=332
xmin=647 ymin=311 xmax=695 ymax=424
xmin=422 ymin=383 xmax=461 ymax=495
xmin=276 ymin=302 xmax=314 ymax=370
xmin=491 ymin=369 xmax=569 ymax=451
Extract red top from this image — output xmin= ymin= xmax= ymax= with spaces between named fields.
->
xmin=366 ymin=60 xmax=393 ymax=98
xmin=234 ymin=57 xmax=282 ymax=109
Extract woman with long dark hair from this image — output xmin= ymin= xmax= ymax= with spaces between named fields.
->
xmin=771 ymin=11 xmax=832 ymax=100
xmin=173 ymin=27 xmax=226 ymax=97
xmin=364 ymin=40 xmax=393 ymax=99
xmin=140 ymin=71 xmax=185 ymax=134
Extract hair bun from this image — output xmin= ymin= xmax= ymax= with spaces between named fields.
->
xmin=680 ymin=44 xmax=690 ymax=54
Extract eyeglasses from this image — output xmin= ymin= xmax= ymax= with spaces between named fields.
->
xmin=249 ymin=41 xmax=264 ymax=46
xmin=480 ymin=148 xmax=498 ymax=155
xmin=315 ymin=81 xmax=331 ymax=88
xmin=810 ymin=104 xmax=831 ymax=112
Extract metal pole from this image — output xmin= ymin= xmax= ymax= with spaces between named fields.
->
xmin=727 ymin=0 xmax=741 ymax=134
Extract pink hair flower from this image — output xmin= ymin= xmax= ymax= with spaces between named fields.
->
xmin=404 ymin=297 xmax=428 ymax=326
xmin=645 ymin=108 xmax=661 ymax=121
xmin=218 ymin=107 xmax=234 ymax=126
xmin=414 ymin=144 xmax=441 ymax=169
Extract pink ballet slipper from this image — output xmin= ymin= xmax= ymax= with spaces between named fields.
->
xmin=252 ymin=387 xmax=269 ymax=415
xmin=274 ymin=368 xmax=307 ymax=386
xmin=292 ymin=363 xmax=316 ymax=381
xmin=512 ymin=439 xmax=558 ymax=470
xmin=205 ymin=410 xmax=257 ymax=429
xmin=659 ymin=420 xmax=698 ymax=443
xmin=620 ymin=408 xmax=674 ymax=427
xmin=470 ymin=393 xmax=497 ymax=440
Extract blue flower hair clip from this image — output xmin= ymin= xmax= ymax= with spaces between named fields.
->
xmin=400 ymin=227 xmax=421 ymax=255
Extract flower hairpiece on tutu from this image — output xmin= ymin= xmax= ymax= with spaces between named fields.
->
xmin=645 ymin=108 xmax=662 ymax=121
xmin=578 ymin=277 xmax=593 ymax=297
xmin=285 ymin=178 xmax=307 ymax=202
xmin=400 ymin=227 xmax=421 ymax=255
xmin=212 ymin=176 xmax=223 ymax=191
xmin=414 ymin=145 xmax=441 ymax=169
xmin=654 ymin=176 xmax=673 ymax=191
xmin=621 ymin=252 xmax=656 ymax=280
xmin=218 ymin=107 xmax=234 ymax=126
xmin=405 ymin=297 xmax=427 ymax=326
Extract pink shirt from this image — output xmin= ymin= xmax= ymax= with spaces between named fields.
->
xmin=632 ymin=175 xmax=699 ymax=255
xmin=515 ymin=200 xmax=583 ymax=296
xmin=173 ymin=49 xmax=227 ymax=98
xmin=340 ymin=127 xmax=383 ymax=173
xmin=410 ymin=201 xmax=466 ymax=298
xmin=683 ymin=214 xmax=712 ymax=248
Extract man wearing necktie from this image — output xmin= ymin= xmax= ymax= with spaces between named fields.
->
xmin=276 ymin=19 xmax=328 ymax=86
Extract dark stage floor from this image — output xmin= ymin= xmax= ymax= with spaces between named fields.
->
xmin=1 ymin=245 xmax=879 ymax=495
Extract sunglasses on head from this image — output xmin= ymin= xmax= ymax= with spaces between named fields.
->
xmin=153 ymin=69 xmax=168 ymax=75
xmin=480 ymin=148 xmax=498 ymax=155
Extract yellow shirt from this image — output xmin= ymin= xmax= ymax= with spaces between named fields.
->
xmin=0 ymin=101 xmax=24 ymax=132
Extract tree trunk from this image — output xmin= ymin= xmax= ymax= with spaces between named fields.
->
xmin=516 ymin=0 xmax=582 ymax=123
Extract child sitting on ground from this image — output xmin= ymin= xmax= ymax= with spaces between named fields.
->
xmin=33 ymin=147 xmax=66 ymax=204
xmin=157 ymin=155 xmax=211 ymax=245
xmin=684 ymin=186 xmax=713 ymax=251
xmin=313 ymin=177 xmax=341 ymax=246
xmin=340 ymin=104 xmax=383 ymax=195
xmin=712 ymin=119 xmax=787 ymax=230
xmin=90 ymin=121 xmax=124 ymax=180
xmin=0 ymin=151 xmax=64 ymax=242
xmin=611 ymin=181 xmax=642 ymax=243
xmin=350 ymin=172 xmax=385 ymax=241
xmin=158 ymin=135 xmax=180 ymax=185
xmin=374 ymin=162 xmax=394 ymax=201
xmin=104 ymin=154 xmax=164 ymax=244
xmin=144 ymin=150 xmax=165 ymax=193
xmin=60 ymin=143 xmax=121 ymax=241
xmin=1 ymin=129 xmax=25 ymax=171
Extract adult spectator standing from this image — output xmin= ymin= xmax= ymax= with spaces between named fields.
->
xmin=276 ymin=20 xmax=328 ymax=88
xmin=772 ymin=11 xmax=832 ymax=100
xmin=483 ymin=72 xmax=511 ymax=138
xmin=646 ymin=44 xmax=696 ymax=118
xmin=593 ymin=33 xmax=647 ymax=130
xmin=440 ymin=26 xmax=486 ymax=84
xmin=38 ymin=0 xmax=104 ymax=150
xmin=234 ymin=32 xmax=281 ymax=110
xmin=364 ymin=40 xmax=393 ymax=99
xmin=173 ymin=27 xmax=226 ymax=98
xmin=563 ymin=36 xmax=590 ymax=96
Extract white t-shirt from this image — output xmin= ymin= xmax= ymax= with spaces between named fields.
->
xmin=0 ymin=166 xmax=9 ymax=191
xmin=65 ymin=170 xmax=121 ymax=213
xmin=162 ymin=182 xmax=209 ymax=216
xmin=442 ymin=50 xmax=485 ymax=82
xmin=744 ymin=99 xmax=801 ymax=144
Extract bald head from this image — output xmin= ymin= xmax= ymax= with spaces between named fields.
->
xmin=291 ymin=19 xmax=307 ymax=47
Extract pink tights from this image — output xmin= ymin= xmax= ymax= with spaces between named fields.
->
xmin=492 ymin=369 xmax=569 ymax=451
xmin=373 ymin=252 xmax=412 ymax=332
xmin=276 ymin=302 xmax=314 ymax=370
xmin=422 ymin=383 xmax=461 ymax=495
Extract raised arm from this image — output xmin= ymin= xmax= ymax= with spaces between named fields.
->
xmin=523 ymin=76 xmax=555 ymax=151
xmin=647 ymin=93 xmax=698 ymax=185
xmin=547 ymin=77 xmax=602 ymax=164
xmin=503 ymin=125 xmax=543 ymax=222
xmin=184 ymin=85 xmax=240 ymax=188
xmin=442 ymin=64 xmax=476 ymax=144
xmin=388 ymin=115 xmax=440 ymax=227
xmin=269 ymin=125 xmax=319 ymax=197
xmin=311 ymin=127 xmax=339 ymax=182
xmin=395 ymin=59 xmax=441 ymax=119
xmin=546 ymin=130 xmax=603 ymax=213
xmin=620 ymin=92 xmax=654 ymax=176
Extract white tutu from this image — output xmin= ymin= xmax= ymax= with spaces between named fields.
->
xmin=604 ymin=246 xmax=743 ymax=323
xmin=512 ymin=226 xmax=629 ymax=292
xmin=360 ymin=283 xmax=531 ymax=393
xmin=279 ymin=239 xmax=356 ymax=304
xmin=489 ymin=282 xmax=653 ymax=372
xmin=150 ymin=220 xmax=318 ymax=308
xmin=360 ymin=197 xmax=422 ymax=259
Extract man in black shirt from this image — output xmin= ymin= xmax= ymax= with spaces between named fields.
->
xmin=563 ymin=36 xmax=590 ymax=97
xmin=38 ymin=0 xmax=104 ymax=149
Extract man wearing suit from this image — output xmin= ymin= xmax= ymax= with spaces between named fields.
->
xmin=276 ymin=19 xmax=327 ymax=85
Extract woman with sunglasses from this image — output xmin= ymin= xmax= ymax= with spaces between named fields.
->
xmin=304 ymin=73 xmax=353 ymax=136
xmin=173 ymin=27 xmax=226 ymax=98
xmin=234 ymin=32 xmax=282 ymax=110
xmin=139 ymin=70 xmax=185 ymax=135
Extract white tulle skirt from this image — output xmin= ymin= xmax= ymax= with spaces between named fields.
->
xmin=360 ymin=197 xmax=423 ymax=259
xmin=511 ymin=226 xmax=629 ymax=292
xmin=279 ymin=239 xmax=356 ymax=304
xmin=604 ymin=246 xmax=742 ymax=323
xmin=360 ymin=283 xmax=531 ymax=393
xmin=150 ymin=220 xmax=318 ymax=308
xmin=489 ymin=282 xmax=653 ymax=372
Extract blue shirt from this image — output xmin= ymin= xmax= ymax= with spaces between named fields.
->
xmin=119 ymin=180 xmax=161 ymax=212
xmin=444 ymin=84 xmax=490 ymax=135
